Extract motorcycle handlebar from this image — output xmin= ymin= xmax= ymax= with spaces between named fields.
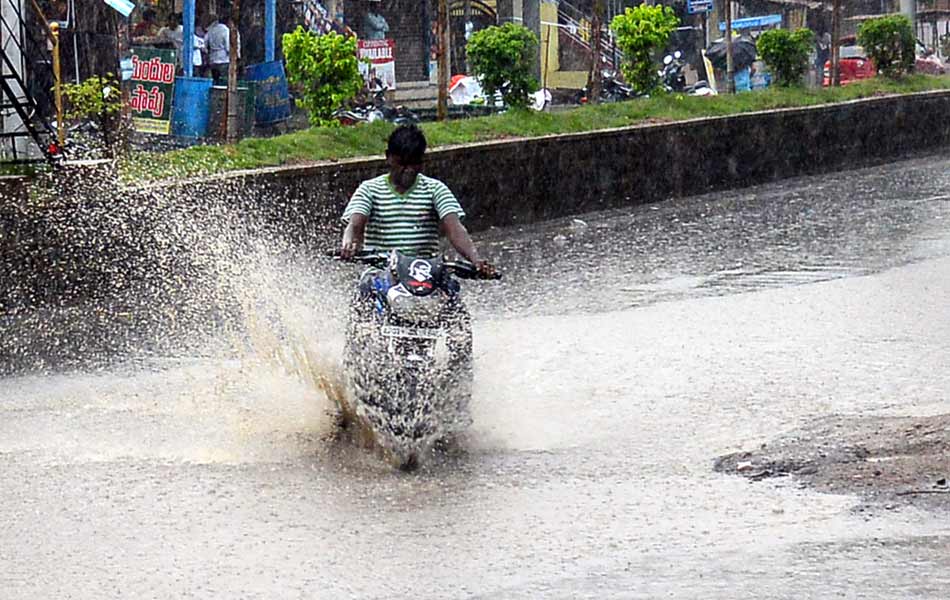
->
xmin=444 ymin=261 xmax=503 ymax=281
xmin=325 ymin=249 xmax=387 ymax=263
xmin=326 ymin=250 xmax=502 ymax=280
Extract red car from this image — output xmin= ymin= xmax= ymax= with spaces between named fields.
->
xmin=823 ymin=41 xmax=875 ymax=86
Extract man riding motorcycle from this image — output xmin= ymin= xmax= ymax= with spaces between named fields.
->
xmin=340 ymin=125 xmax=494 ymax=275
xmin=338 ymin=125 xmax=496 ymax=436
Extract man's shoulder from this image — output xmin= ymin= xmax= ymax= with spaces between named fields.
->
xmin=357 ymin=174 xmax=390 ymax=193
xmin=416 ymin=174 xmax=452 ymax=194
xmin=417 ymin=174 xmax=445 ymax=186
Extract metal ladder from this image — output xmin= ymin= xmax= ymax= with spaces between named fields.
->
xmin=556 ymin=0 xmax=621 ymax=70
xmin=0 ymin=0 xmax=57 ymax=164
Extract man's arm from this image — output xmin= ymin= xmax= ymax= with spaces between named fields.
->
xmin=341 ymin=213 xmax=368 ymax=259
xmin=440 ymin=214 xmax=495 ymax=277
xmin=440 ymin=214 xmax=478 ymax=263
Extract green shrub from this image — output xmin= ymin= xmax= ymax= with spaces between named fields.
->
xmin=610 ymin=3 xmax=679 ymax=95
xmin=61 ymin=74 xmax=127 ymax=155
xmin=466 ymin=23 xmax=539 ymax=109
xmin=857 ymin=15 xmax=915 ymax=78
xmin=282 ymin=27 xmax=364 ymax=126
xmin=756 ymin=28 xmax=814 ymax=87
xmin=61 ymin=74 xmax=124 ymax=120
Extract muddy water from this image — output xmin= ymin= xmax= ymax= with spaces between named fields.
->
xmin=2 ymin=155 xmax=950 ymax=598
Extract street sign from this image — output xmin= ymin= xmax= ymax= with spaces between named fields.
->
xmin=688 ymin=0 xmax=713 ymax=14
xmin=718 ymin=14 xmax=782 ymax=31
xmin=358 ymin=39 xmax=397 ymax=90
xmin=129 ymin=48 xmax=177 ymax=135
xmin=103 ymin=0 xmax=134 ymax=17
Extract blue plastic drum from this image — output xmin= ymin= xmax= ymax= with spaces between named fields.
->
xmin=171 ymin=76 xmax=214 ymax=137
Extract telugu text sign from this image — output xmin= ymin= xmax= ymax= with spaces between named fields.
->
xmin=129 ymin=48 xmax=176 ymax=135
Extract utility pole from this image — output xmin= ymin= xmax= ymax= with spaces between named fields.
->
xmin=183 ymin=0 xmax=195 ymax=76
xmin=899 ymin=0 xmax=916 ymax=39
xmin=437 ymin=0 xmax=449 ymax=120
xmin=50 ymin=21 xmax=64 ymax=150
xmin=724 ymin=0 xmax=734 ymax=93
xmin=831 ymin=0 xmax=840 ymax=86
xmin=589 ymin=0 xmax=604 ymax=104
xmin=227 ymin=0 xmax=241 ymax=143
xmin=463 ymin=0 xmax=471 ymax=72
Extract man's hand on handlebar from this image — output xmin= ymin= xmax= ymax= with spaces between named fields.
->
xmin=341 ymin=214 xmax=368 ymax=260
xmin=340 ymin=240 xmax=362 ymax=260
xmin=475 ymin=260 xmax=497 ymax=279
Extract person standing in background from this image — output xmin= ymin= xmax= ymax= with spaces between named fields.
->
xmin=362 ymin=9 xmax=388 ymax=40
xmin=132 ymin=8 xmax=160 ymax=44
xmin=205 ymin=14 xmax=240 ymax=84
xmin=132 ymin=8 xmax=158 ymax=37
xmin=157 ymin=13 xmax=205 ymax=72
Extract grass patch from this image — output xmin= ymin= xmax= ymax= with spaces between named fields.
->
xmin=0 ymin=162 xmax=41 ymax=177
xmin=121 ymin=75 xmax=950 ymax=184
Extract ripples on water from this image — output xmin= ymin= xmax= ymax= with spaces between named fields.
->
xmin=3 ymin=155 xmax=950 ymax=598
xmin=2 ymin=155 xmax=950 ymax=467
xmin=467 ymin=158 xmax=950 ymax=316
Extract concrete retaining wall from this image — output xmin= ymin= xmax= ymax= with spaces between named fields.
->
xmin=3 ymin=90 xmax=950 ymax=314
xmin=199 ymin=89 xmax=950 ymax=235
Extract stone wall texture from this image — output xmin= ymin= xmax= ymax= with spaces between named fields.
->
xmin=3 ymin=90 xmax=950 ymax=315
xmin=196 ymin=89 xmax=950 ymax=235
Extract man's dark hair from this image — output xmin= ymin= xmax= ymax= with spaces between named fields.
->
xmin=143 ymin=8 xmax=157 ymax=21
xmin=386 ymin=125 xmax=427 ymax=164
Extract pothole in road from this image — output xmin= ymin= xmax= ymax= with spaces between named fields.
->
xmin=715 ymin=414 xmax=950 ymax=513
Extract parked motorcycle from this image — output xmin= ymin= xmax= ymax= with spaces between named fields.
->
xmin=660 ymin=51 xmax=716 ymax=96
xmin=573 ymin=69 xmax=637 ymax=104
xmin=333 ymin=84 xmax=420 ymax=126
xmin=338 ymin=249 xmax=501 ymax=470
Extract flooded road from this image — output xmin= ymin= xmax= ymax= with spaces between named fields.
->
xmin=3 ymin=154 xmax=950 ymax=598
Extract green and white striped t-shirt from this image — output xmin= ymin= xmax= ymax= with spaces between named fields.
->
xmin=342 ymin=173 xmax=466 ymax=257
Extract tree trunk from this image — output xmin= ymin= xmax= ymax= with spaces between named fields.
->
xmin=831 ymin=0 xmax=840 ymax=86
xmin=73 ymin=0 xmax=120 ymax=81
xmin=724 ymin=0 xmax=734 ymax=93
xmin=227 ymin=0 xmax=241 ymax=143
xmin=463 ymin=0 xmax=471 ymax=72
xmin=589 ymin=0 xmax=605 ymax=104
xmin=437 ymin=0 xmax=449 ymax=120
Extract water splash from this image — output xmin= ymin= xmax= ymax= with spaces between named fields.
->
xmin=0 ymin=160 xmax=355 ymax=461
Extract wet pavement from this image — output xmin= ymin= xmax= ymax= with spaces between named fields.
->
xmin=3 ymin=154 xmax=950 ymax=598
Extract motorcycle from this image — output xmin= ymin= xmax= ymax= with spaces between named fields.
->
xmin=660 ymin=51 xmax=716 ymax=96
xmin=333 ymin=83 xmax=420 ymax=126
xmin=573 ymin=69 xmax=638 ymax=104
xmin=338 ymin=249 xmax=501 ymax=470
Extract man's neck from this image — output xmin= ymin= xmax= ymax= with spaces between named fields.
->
xmin=389 ymin=174 xmax=416 ymax=195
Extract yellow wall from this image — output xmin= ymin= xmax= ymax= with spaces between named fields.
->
xmin=541 ymin=0 xmax=588 ymax=89
xmin=540 ymin=1 xmax=560 ymax=85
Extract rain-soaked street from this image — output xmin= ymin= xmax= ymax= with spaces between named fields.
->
xmin=3 ymin=153 xmax=950 ymax=598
